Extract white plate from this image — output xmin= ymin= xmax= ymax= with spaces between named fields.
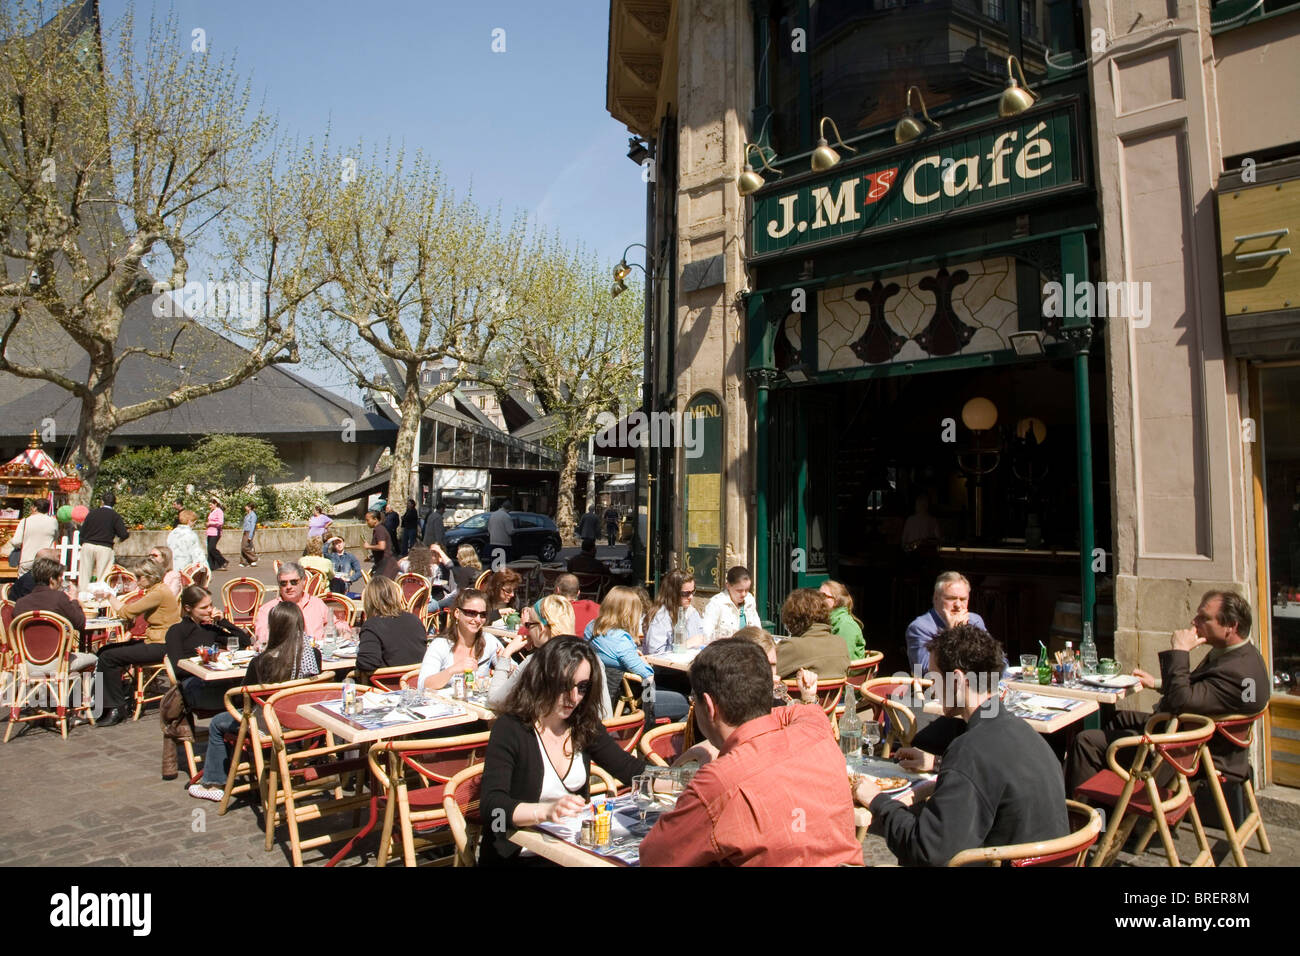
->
xmin=1081 ymin=674 xmax=1142 ymax=689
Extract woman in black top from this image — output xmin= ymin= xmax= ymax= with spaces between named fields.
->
xmin=363 ymin=509 xmax=400 ymax=580
xmin=401 ymin=499 xmax=419 ymax=557
xmin=479 ymin=636 xmax=645 ymax=866
xmin=166 ymin=585 xmax=251 ymax=711
xmin=355 ymin=576 xmax=428 ymax=679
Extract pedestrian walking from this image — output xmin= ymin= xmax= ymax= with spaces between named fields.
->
xmin=240 ymin=502 xmax=259 ymax=567
xmin=206 ymin=496 xmax=228 ymax=571
xmin=422 ymin=502 xmax=446 ymax=547
xmin=307 ymin=505 xmax=333 ymax=542
xmin=603 ymin=505 xmax=620 ymax=547
xmin=401 ymin=498 xmax=419 ymax=556
xmin=576 ymin=505 xmax=601 ymax=550
xmin=488 ymin=499 xmax=514 ymax=567
xmin=383 ymin=503 xmax=401 ymax=556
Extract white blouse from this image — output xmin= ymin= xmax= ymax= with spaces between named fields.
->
xmin=417 ymin=634 xmax=504 ymax=688
xmin=536 ymin=729 xmax=587 ymax=801
xmin=644 ymin=606 xmax=705 ymax=656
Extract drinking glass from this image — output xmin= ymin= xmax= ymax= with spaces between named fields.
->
xmin=1019 ymin=655 xmax=1038 ymax=679
xmin=862 ymin=720 xmax=881 ymax=759
xmin=227 ymin=634 xmax=240 ymax=653
xmin=632 ymin=775 xmax=656 ymax=832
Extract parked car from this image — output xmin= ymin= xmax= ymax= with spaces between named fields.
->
xmin=443 ymin=511 xmax=563 ymax=563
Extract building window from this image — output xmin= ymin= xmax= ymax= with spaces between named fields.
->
xmin=756 ymin=0 xmax=1084 ymax=159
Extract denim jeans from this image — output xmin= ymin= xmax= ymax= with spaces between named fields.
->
xmin=201 ymin=711 xmax=241 ymax=787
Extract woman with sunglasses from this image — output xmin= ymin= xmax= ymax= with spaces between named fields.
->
xmin=479 ymin=635 xmax=646 ymax=866
xmin=644 ymin=570 xmax=705 ymax=655
xmin=416 ymin=587 xmax=504 ymax=690
xmin=487 ymin=596 xmax=613 ymax=718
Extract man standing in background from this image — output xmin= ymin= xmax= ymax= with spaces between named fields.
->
xmin=240 ymin=502 xmax=258 ymax=567
xmin=9 ymin=498 xmax=58 ymax=573
xmin=79 ymin=491 xmax=130 ymax=591
xmin=488 ymin=499 xmax=514 ymax=566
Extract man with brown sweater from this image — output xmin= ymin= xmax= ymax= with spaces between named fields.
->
xmin=1067 ymin=590 xmax=1270 ymax=796
xmin=13 ymin=556 xmax=97 ymax=673
xmin=775 ymin=588 xmax=851 ymax=680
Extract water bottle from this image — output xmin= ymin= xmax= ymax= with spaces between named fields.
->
xmin=839 ymin=685 xmax=862 ymax=757
xmin=1080 ymin=621 xmax=1100 ymax=677
xmin=672 ymin=612 xmax=687 ymax=653
xmin=341 ymin=676 xmax=356 ymax=715
xmin=323 ymin=616 xmax=338 ymax=658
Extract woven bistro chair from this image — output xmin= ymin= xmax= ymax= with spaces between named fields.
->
xmin=216 ymin=672 xmax=336 ymax=817
xmin=321 ymin=592 xmax=361 ymax=628
xmin=602 ymin=711 xmax=647 ymax=754
xmin=132 ymin=656 xmax=172 ymax=720
xmin=362 ymin=663 xmax=416 ymax=692
xmin=639 ymin=721 xmax=688 ymax=767
xmin=303 ymin=567 xmax=330 ymax=597
xmin=473 ymin=570 xmax=491 ymax=590
xmin=261 ymin=683 xmax=375 ymax=866
xmin=947 ymin=800 xmax=1103 ymax=867
xmin=4 ymin=610 xmax=96 ymax=741
xmin=398 ymin=667 xmax=423 ymax=691
xmin=860 ymin=676 xmax=930 ymax=756
xmin=1077 ymin=713 xmax=1217 ymax=868
xmin=396 ymin=573 xmax=431 ymax=605
xmin=367 ymin=731 xmax=492 ymax=867
xmin=103 ymin=565 xmax=137 ymax=590
xmin=573 ymin=572 xmax=603 ymax=601
xmin=1188 ymin=712 xmax=1272 ymax=867
xmin=781 ymin=676 xmax=846 ymax=719
xmin=845 ymin=651 xmax=885 ymax=689
xmin=162 ymin=656 xmax=223 ymax=782
xmin=221 ymin=577 xmax=266 ymax=629
xmin=403 ymin=584 xmax=431 ymax=617
xmin=443 ymin=763 xmax=486 ymax=866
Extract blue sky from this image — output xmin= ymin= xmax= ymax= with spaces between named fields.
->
xmin=95 ymin=0 xmax=647 ymax=267
xmin=76 ymin=0 xmax=649 ymax=401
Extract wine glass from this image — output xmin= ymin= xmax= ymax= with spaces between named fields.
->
xmin=862 ymin=720 xmax=881 ymax=759
xmin=632 ymin=774 xmax=656 ymax=833
xmin=226 ymin=633 xmax=240 ymax=654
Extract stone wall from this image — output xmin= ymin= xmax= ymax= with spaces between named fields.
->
xmin=114 ymin=521 xmax=370 ymax=561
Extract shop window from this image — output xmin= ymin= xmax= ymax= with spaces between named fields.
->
xmin=757 ymin=0 xmax=1085 ymax=157
xmin=1261 ymin=365 xmax=1300 ymax=700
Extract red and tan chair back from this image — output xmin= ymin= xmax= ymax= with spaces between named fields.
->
xmin=639 ymin=721 xmax=688 ymax=767
xmin=222 ymin=577 xmax=266 ymax=627
xmin=573 ymin=572 xmax=603 ymax=601
xmin=321 ymin=592 xmax=360 ymax=627
xmin=473 ymin=570 xmax=491 ymax=590
xmin=845 ymin=651 xmax=885 ymax=688
xmin=398 ymin=667 xmax=423 ymax=690
xmin=947 ymin=800 xmax=1102 ymax=867
xmin=303 ymin=567 xmax=329 ymax=597
xmin=602 ymin=711 xmax=647 ymax=753
xmin=782 ymin=676 xmax=846 ymax=717
xmin=1 ymin=598 xmax=15 ymax=638
xmin=403 ymin=584 xmax=430 ymax=615
xmin=397 ymin=573 xmax=431 ymax=604
xmin=368 ymin=731 xmax=492 ymax=866
xmin=104 ymin=566 xmax=136 ymax=590
xmin=1195 ymin=711 xmax=1272 ymax=867
xmin=365 ymin=664 xmax=414 ymax=692
xmin=442 ymin=763 xmax=486 ymax=866
xmin=9 ymin=609 xmax=75 ymax=669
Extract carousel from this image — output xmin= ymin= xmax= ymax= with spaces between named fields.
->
xmin=0 ymin=432 xmax=78 ymax=581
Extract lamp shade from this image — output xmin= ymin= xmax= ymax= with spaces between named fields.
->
xmin=737 ymin=165 xmax=766 ymax=196
xmin=1016 ymin=417 xmax=1047 ymax=444
xmin=961 ymin=397 xmax=998 ymax=431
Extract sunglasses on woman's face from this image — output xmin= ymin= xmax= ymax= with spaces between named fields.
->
xmin=680 ymin=588 xmax=695 ymax=597
xmin=459 ymin=609 xmax=487 ymax=619
xmin=523 ymin=621 xmax=542 ymax=631
xmin=570 ymin=680 xmax=591 ymax=696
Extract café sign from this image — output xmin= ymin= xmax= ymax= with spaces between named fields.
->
xmin=751 ymin=103 xmax=1082 ymax=258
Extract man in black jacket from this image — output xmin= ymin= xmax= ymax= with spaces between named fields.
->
xmin=1067 ymin=589 xmax=1269 ymax=794
xmin=78 ymin=490 xmax=130 ymax=591
xmin=855 ymin=623 xmax=1069 ymax=866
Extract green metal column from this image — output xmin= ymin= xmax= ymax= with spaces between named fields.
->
xmin=1061 ymin=232 xmax=1096 ymax=636
xmin=746 ymin=292 xmax=776 ymax=623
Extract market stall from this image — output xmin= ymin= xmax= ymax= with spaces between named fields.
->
xmin=0 ymin=433 xmax=74 ymax=581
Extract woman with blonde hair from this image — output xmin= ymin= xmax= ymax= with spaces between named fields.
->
xmin=94 ymin=557 xmax=183 ymax=726
xmin=588 ymin=586 xmax=688 ymax=723
xmin=418 ymin=587 xmax=504 ymax=690
xmin=300 ymin=536 xmax=335 ymax=580
xmin=436 ymin=543 xmax=482 ymax=610
xmin=355 ymin=575 xmax=428 ymax=678
xmin=488 ymin=594 xmax=612 ymax=717
xmin=819 ymin=579 xmax=866 ymax=658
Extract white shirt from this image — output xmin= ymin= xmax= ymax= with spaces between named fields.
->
xmin=644 ymin=606 xmax=705 ymax=656
xmin=702 ymin=590 xmax=760 ymax=641
xmin=11 ymin=512 xmax=57 ymax=571
xmin=166 ymin=525 xmax=209 ymax=574
xmin=417 ymin=633 xmax=504 ymax=688
xmin=536 ymin=729 xmax=588 ymax=801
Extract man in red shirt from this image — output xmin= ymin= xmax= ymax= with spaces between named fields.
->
xmin=639 ymin=638 xmax=861 ymax=866
xmin=554 ymin=573 xmax=600 ymax=637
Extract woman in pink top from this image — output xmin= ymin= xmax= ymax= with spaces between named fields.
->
xmin=206 ymin=496 xmax=228 ymax=571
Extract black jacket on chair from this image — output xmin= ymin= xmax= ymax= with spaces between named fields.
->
xmin=478 ymin=712 xmax=645 ymax=866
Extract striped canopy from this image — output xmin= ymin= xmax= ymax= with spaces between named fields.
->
xmin=5 ymin=446 xmax=65 ymax=477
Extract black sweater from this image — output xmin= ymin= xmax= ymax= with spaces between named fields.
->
xmin=164 ymin=618 xmax=251 ymax=672
xmin=870 ymin=700 xmax=1069 ymax=866
xmin=80 ymin=506 xmax=129 ymax=547
xmin=479 ymin=712 xmax=645 ymax=866
xmin=355 ymin=612 xmax=428 ymax=673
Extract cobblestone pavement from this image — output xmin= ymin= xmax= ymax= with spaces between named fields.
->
xmin=3 ymin=703 xmax=1298 ymax=868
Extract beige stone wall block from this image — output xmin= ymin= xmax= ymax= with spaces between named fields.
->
xmin=1213 ymin=16 xmax=1300 ymax=159
xmin=686 ymin=186 xmax=724 ymax=231
xmin=1114 ymin=43 xmax=1183 ymax=115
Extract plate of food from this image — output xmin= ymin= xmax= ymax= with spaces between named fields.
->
xmin=865 ymin=775 xmax=911 ymax=794
xmin=1080 ymin=674 xmax=1142 ymax=689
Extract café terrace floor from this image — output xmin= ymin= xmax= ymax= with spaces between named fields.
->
xmin=1 ymin=710 xmax=1297 ymax=868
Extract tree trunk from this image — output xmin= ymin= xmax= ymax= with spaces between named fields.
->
xmin=66 ymin=377 xmax=117 ymax=508
xmin=386 ymin=377 xmax=423 ymax=510
xmin=556 ymin=436 xmax=580 ymax=540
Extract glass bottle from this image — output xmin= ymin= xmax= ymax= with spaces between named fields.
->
xmin=839 ymin=685 xmax=862 ymax=758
